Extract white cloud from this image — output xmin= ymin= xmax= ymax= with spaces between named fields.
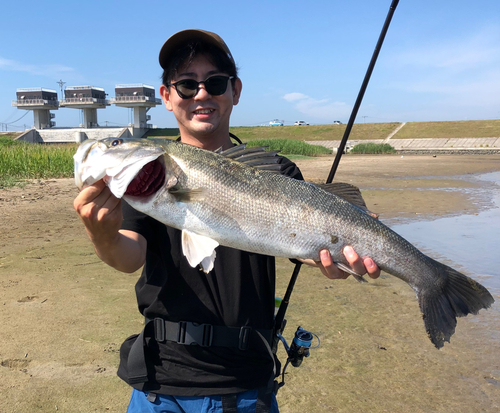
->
xmin=283 ymin=92 xmax=308 ymax=102
xmin=283 ymin=92 xmax=351 ymax=121
xmin=0 ymin=56 xmax=75 ymax=78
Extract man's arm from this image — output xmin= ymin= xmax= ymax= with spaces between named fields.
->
xmin=73 ymin=180 xmax=146 ymax=273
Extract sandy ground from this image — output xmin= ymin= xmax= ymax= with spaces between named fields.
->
xmin=1 ymin=154 xmax=499 ymax=412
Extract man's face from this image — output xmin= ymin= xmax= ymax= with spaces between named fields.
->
xmin=160 ymin=54 xmax=242 ymax=144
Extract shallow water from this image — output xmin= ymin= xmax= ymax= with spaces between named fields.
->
xmin=391 ymin=171 xmax=500 ymax=296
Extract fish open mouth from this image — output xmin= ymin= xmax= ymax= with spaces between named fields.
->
xmin=124 ymin=158 xmax=165 ymax=197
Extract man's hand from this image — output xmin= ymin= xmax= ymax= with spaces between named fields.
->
xmin=301 ymin=246 xmax=380 ymax=280
xmin=74 ymin=180 xmax=123 ymax=246
xmin=73 ymin=180 xmax=146 ymax=273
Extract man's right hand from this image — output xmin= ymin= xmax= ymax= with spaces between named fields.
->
xmin=74 ymin=180 xmax=123 ymax=247
xmin=73 ymin=180 xmax=146 ymax=273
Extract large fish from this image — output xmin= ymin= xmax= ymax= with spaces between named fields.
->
xmin=74 ymin=137 xmax=494 ymax=349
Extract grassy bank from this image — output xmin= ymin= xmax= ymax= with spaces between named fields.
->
xmin=229 ymin=123 xmax=401 ymax=142
xmin=147 ymin=119 xmax=500 ymax=142
xmin=350 ymin=142 xmax=396 ymax=154
xmin=0 ymin=135 xmax=329 ymax=187
xmin=247 ymin=139 xmax=331 ymax=156
xmin=396 ymin=119 xmax=500 ymax=139
xmin=0 ymin=136 xmax=76 ymax=187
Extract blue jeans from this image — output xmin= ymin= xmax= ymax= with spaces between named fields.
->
xmin=127 ymin=388 xmax=279 ymax=413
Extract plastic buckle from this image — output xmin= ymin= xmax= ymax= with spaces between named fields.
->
xmin=177 ymin=322 xmax=213 ymax=347
xmin=239 ymin=326 xmax=252 ymax=350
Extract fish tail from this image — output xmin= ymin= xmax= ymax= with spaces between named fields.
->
xmin=418 ymin=261 xmax=494 ymax=349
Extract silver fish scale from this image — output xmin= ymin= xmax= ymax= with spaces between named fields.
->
xmin=135 ymin=141 xmax=429 ymax=283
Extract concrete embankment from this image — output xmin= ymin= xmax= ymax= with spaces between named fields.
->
xmin=307 ymin=137 xmax=500 ymax=154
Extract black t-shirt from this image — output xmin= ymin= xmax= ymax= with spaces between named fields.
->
xmin=117 ymin=155 xmax=303 ymax=396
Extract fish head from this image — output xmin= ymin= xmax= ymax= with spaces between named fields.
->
xmin=74 ymin=138 xmax=168 ymax=199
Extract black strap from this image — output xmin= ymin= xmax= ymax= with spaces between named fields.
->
xmin=150 ymin=318 xmax=273 ymax=351
xmin=229 ymin=132 xmax=243 ymax=144
xmin=220 ymin=379 xmax=277 ymax=413
xmin=255 ymin=388 xmax=273 ymax=413
xmin=255 ymin=375 xmax=278 ymax=413
xmin=221 ymin=394 xmax=238 ymax=413
xmin=127 ymin=318 xmax=274 ymax=387
xmin=127 ymin=325 xmax=149 ymax=385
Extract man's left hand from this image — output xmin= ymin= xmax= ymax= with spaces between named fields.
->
xmin=300 ymin=246 xmax=381 ymax=280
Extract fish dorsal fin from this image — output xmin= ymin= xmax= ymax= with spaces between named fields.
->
xmin=181 ymin=229 xmax=219 ymax=273
xmin=316 ymin=182 xmax=379 ymax=219
xmin=220 ymin=145 xmax=282 ymax=172
xmin=219 ymin=143 xmax=249 ymax=158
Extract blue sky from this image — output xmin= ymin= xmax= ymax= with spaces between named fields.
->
xmin=1 ymin=0 xmax=499 ymax=130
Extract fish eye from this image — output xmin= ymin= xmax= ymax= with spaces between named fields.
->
xmin=111 ymin=139 xmax=123 ymax=147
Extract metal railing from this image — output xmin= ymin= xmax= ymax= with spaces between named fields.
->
xmin=115 ymin=83 xmax=155 ymax=89
xmin=109 ymin=96 xmax=161 ymax=104
xmin=59 ymin=97 xmax=109 ymax=105
xmin=12 ymin=99 xmax=59 ymax=107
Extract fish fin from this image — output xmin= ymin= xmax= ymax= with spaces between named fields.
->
xmin=220 ymin=145 xmax=283 ymax=171
xmin=417 ymin=261 xmax=494 ymax=349
xmin=316 ymin=182 xmax=379 ymax=219
xmin=252 ymin=164 xmax=283 ymax=173
xmin=219 ymin=143 xmax=249 ymax=157
xmin=168 ymin=187 xmax=205 ymax=203
xmin=181 ymin=230 xmax=219 ymax=273
xmin=335 ymin=262 xmax=368 ymax=283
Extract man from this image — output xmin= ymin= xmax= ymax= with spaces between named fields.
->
xmin=74 ymin=29 xmax=380 ymax=413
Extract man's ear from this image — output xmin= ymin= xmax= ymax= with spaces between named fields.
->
xmin=232 ymin=78 xmax=242 ymax=106
xmin=159 ymin=84 xmax=173 ymax=112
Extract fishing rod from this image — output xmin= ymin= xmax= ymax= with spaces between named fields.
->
xmin=274 ymin=0 xmax=400 ymax=343
xmin=327 ymin=0 xmax=400 ymax=184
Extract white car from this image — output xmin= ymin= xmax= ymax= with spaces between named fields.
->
xmin=294 ymin=121 xmax=309 ymax=126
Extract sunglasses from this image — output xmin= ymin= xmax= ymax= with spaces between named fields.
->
xmin=168 ymin=75 xmax=234 ymax=99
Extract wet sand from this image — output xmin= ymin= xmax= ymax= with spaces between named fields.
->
xmin=1 ymin=154 xmax=499 ymax=412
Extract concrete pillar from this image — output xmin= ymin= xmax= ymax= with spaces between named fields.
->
xmin=33 ymin=109 xmax=52 ymax=129
xmin=82 ymin=108 xmax=98 ymax=128
xmin=133 ymin=107 xmax=148 ymax=128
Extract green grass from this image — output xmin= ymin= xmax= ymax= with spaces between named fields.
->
xmin=350 ymin=142 xmax=397 ymax=154
xmin=0 ymin=136 xmax=76 ymax=187
xmin=144 ymin=128 xmax=180 ymax=138
xmin=395 ymin=119 xmax=500 ymax=139
xmin=232 ymin=123 xmax=403 ymax=142
xmin=147 ymin=124 xmax=402 ymax=142
xmin=247 ymin=139 xmax=331 ymax=156
xmin=150 ymin=119 xmax=500 ymax=142
xmin=137 ymin=119 xmax=500 ymax=143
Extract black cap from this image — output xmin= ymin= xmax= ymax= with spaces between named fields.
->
xmin=159 ymin=29 xmax=235 ymax=70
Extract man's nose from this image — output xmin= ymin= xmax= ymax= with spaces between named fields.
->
xmin=194 ymin=83 xmax=210 ymax=99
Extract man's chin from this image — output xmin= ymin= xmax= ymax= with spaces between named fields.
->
xmin=191 ymin=121 xmax=221 ymax=135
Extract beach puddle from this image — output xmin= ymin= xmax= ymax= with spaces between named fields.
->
xmin=391 ymin=171 xmax=500 ymax=297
